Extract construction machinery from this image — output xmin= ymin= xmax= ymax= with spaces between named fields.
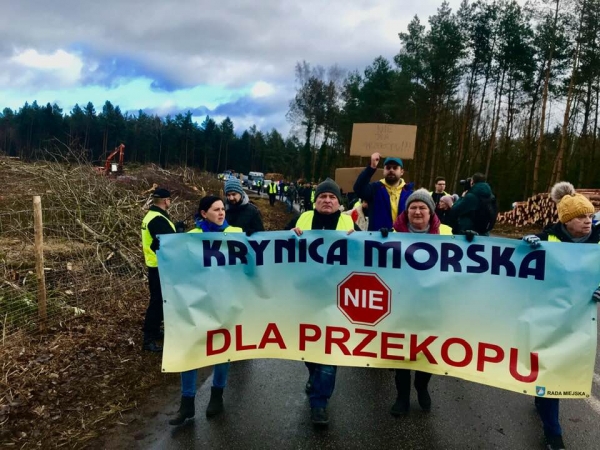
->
xmin=95 ymin=144 xmax=125 ymax=176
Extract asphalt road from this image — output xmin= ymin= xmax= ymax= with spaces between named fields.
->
xmin=104 ymin=306 xmax=600 ymax=450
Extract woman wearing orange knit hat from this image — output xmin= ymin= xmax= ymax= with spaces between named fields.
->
xmin=522 ymin=181 xmax=600 ymax=450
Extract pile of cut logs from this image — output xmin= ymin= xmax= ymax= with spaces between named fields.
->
xmin=497 ymin=189 xmax=600 ymax=228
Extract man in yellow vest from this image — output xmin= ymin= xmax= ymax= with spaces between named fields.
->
xmin=140 ymin=188 xmax=176 ymax=352
xmin=268 ymin=180 xmax=278 ymax=206
xmin=288 ymin=178 xmax=357 ymax=426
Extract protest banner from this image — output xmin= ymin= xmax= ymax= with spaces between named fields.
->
xmin=158 ymin=231 xmax=599 ymax=398
xmin=350 ymin=123 xmax=417 ymax=158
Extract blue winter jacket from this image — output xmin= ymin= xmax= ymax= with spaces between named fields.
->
xmin=353 ymin=166 xmax=414 ymax=231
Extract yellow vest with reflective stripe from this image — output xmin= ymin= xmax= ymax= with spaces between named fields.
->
xmin=440 ymin=224 xmax=453 ymax=235
xmin=296 ymin=211 xmax=354 ymax=231
xmin=188 ymin=226 xmax=243 ymax=234
xmin=141 ymin=210 xmax=175 ymax=268
xmin=547 ymin=234 xmax=600 ymax=243
xmin=268 ymin=183 xmax=277 ymax=194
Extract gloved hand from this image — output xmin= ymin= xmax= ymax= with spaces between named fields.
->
xmin=593 ymin=287 xmax=600 ymax=302
xmin=245 ymin=229 xmax=254 ymax=237
xmin=380 ymin=228 xmax=389 ymax=238
xmin=522 ymin=235 xmax=541 ymax=248
xmin=150 ymin=238 xmax=160 ymax=252
xmin=464 ymin=230 xmax=479 ymax=243
xmin=175 ymin=221 xmax=186 ymax=233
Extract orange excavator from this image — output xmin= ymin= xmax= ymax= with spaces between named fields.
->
xmin=95 ymin=144 xmax=125 ymax=176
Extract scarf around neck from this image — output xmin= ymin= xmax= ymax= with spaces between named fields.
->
xmin=195 ymin=216 xmax=229 ymax=232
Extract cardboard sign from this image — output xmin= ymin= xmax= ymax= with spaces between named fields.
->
xmin=335 ymin=167 xmax=384 ymax=193
xmin=350 ymin=123 xmax=416 ymax=159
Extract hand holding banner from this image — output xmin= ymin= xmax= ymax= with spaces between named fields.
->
xmin=158 ymin=231 xmax=599 ymax=398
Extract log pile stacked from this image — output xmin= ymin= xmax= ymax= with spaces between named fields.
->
xmin=497 ymin=189 xmax=600 ymax=228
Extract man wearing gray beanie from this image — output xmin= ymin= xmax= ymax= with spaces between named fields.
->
xmin=224 ymin=178 xmax=264 ymax=235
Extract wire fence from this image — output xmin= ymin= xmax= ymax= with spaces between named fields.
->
xmin=0 ymin=201 xmax=145 ymax=343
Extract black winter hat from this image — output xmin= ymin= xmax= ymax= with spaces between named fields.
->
xmin=198 ymin=195 xmax=223 ymax=213
xmin=151 ymin=188 xmax=171 ymax=198
xmin=314 ymin=178 xmax=342 ymax=203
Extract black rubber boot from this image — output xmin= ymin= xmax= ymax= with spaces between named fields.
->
xmin=169 ymin=396 xmax=195 ymax=426
xmin=206 ymin=387 xmax=224 ymax=417
xmin=142 ymin=340 xmax=162 ymax=353
xmin=545 ymin=435 xmax=566 ymax=450
xmin=310 ymin=407 xmax=329 ymax=425
xmin=414 ymin=371 xmax=432 ymax=411
xmin=416 ymin=389 xmax=432 ymax=411
xmin=391 ymin=369 xmax=411 ymax=416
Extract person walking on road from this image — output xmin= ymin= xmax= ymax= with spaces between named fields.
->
xmin=169 ymin=196 xmax=243 ymax=426
xmin=286 ymin=182 xmax=297 ymax=213
xmin=268 ymin=180 xmax=277 ymax=206
xmin=224 ymin=178 xmax=264 ymax=234
xmin=140 ymin=188 xmax=177 ymax=353
xmin=522 ymin=181 xmax=600 ymax=450
xmin=301 ymin=182 xmax=314 ymax=211
xmin=387 ymin=189 xmax=452 ymax=416
xmin=288 ymin=178 xmax=358 ymax=426
xmin=353 ymin=152 xmax=414 ymax=231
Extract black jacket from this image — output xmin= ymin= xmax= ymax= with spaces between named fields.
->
xmin=536 ymin=222 xmax=600 ymax=243
xmin=226 ymin=203 xmax=265 ymax=234
xmin=447 ymin=181 xmax=493 ymax=235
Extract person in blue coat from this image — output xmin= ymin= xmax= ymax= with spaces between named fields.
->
xmin=353 ymin=152 xmax=414 ymax=231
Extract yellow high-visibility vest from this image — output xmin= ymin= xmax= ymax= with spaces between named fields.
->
xmin=296 ymin=211 xmax=354 ymax=231
xmin=141 ymin=210 xmax=175 ymax=267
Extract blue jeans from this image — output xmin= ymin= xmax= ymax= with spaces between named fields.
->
xmin=535 ymin=397 xmax=562 ymax=437
xmin=181 ymin=363 xmax=230 ymax=398
xmin=305 ymin=362 xmax=337 ymax=408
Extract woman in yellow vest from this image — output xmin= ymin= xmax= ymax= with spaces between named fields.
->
xmin=522 ymin=182 xmax=600 ymax=450
xmin=170 ymin=196 xmax=242 ymax=426
xmin=389 ymin=188 xmax=452 ymax=416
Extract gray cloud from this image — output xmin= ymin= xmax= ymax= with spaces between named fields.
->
xmin=138 ymin=91 xmax=290 ymax=133
xmin=0 ymin=0 xmax=456 ymax=89
xmin=0 ymin=0 xmax=470 ymax=136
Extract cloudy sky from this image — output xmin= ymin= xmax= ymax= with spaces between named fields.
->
xmin=1 ymin=0 xmax=467 ymax=135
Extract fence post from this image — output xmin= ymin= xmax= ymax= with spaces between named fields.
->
xmin=33 ymin=196 xmax=47 ymax=332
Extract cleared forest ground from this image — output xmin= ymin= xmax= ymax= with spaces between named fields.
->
xmin=0 ymin=158 xmax=525 ymax=448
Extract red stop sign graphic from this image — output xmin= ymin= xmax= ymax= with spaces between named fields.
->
xmin=337 ymin=272 xmax=391 ymax=326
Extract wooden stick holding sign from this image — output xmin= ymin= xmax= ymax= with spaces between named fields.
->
xmin=350 ymin=123 xmax=416 ymax=159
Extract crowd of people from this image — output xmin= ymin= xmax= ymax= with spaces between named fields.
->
xmin=139 ymin=152 xmax=600 ymax=450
